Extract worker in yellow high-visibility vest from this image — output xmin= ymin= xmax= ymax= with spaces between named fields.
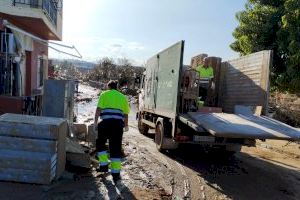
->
xmin=94 ymin=80 xmax=130 ymax=182
xmin=196 ymin=58 xmax=214 ymax=106
xmin=196 ymin=58 xmax=214 ymax=79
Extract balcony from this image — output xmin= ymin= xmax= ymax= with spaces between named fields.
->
xmin=13 ymin=0 xmax=59 ymax=26
xmin=0 ymin=0 xmax=62 ymax=40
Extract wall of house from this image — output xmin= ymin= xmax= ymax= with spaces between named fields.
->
xmin=0 ymin=96 xmax=23 ymax=114
xmin=30 ymin=40 xmax=48 ymax=94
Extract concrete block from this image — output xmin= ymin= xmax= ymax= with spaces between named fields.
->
xmin=0 ymin=114 xmax=67 ymax=183
xmin=56 ymin=120 xmax=67 ymax=180
xmin=0 ymin=114 xmax=67 ymax=140
xmin=66 ymin=152 xmax=91 ymax=168
xmin=0 ymin=136 xmax=57 ymax=153
xmin=0 ymin=150 xmax=57 ymax=171
xmin=0 ymin=166 xmax=56 ymax=185
xmin=87 ymin=124 xmax=97 ymax=145
xmin=72 ymin=123 xmax=87 ymax=140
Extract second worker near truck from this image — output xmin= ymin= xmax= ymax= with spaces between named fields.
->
xmin=94 ymin=80 xmax=130 ymax=182
xmin=196 ymin=57 xmax=214 ymax=107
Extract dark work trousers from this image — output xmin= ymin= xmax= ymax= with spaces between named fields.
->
xmin=96 ymin=119 xmax=124 ymax=159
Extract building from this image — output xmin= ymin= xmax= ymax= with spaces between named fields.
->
xmin=0 ymin=0 xmax=63 ymax=115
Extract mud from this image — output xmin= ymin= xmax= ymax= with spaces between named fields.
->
xmin=0 ymin=84 xmax=299 ymax=200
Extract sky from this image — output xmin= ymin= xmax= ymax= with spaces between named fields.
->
xmin=49 ymin=0 xmax=247 ymax=65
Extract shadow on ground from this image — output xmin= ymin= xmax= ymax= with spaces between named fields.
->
xmin=165 ymin=144 xmax=300 ymax=200
xmin=0 ymin=167 xmax=136 ymax=200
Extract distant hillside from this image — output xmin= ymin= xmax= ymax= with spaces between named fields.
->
xmin=50 ymin=59 xmax=96 ymax=69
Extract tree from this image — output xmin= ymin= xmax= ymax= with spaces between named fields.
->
xmin=57 ymin=60 xmax=81 ymax=79
xmin=277 ymin=0 xmax=300 ymax=92
xmin=92 ymin=57 xmax=115 ymax=81
xmin=231 ymin=0 xmax=300 ymax=93
xmin=87 ymin=57 xmax=145 ymax=91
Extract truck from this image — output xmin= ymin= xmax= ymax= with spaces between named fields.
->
xmin=137 ymin=41 xmax=300 ymax=153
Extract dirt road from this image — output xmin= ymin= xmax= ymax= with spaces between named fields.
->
xmin=0 ymin=84 xmax=299 ymax=200
xmin=126 ymin=117 xmax=300 ymax=200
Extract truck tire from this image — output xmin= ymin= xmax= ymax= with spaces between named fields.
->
xmin=155 ymin=122 xmax=178 ymax=152
xmin=138 ymin=115 xmax=149 ymax=135
xmin=155 ymin=123 xmax=165 ymax=151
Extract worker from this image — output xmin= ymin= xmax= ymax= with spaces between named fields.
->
xmin=196 ymin=57 xmax=214 ymax=79
xmin=196 ymin=58 xmax=214 ymax=105
xmin=119 ymin=80 xmax=129 ymax=95
xmin=94 ymin=80 xmax=130 ymax=182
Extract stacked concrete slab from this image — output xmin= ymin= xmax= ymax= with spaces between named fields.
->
xmin=0 ymin=114 xmax=67 ymax=184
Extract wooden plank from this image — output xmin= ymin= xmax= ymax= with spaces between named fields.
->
xmin=188 ymin=112 xmax=300 ymax=140
xmin=0 ymin=136 xmax=57 ymax=153
xmin=220 ymin=51 xmax=272 ymax=113
xmin=261 ymin=51 xmax=271 ymax=114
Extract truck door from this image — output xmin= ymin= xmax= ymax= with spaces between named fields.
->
xmin=144 ymin=55 xmax=159 ymax=111
xmin=143 ymin=41 xmax=184 ymax=119
xmin=155 ymin=41 xmax=184 ymax=118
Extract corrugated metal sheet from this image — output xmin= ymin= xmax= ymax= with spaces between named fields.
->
xmin=219 ymin=51 xmax=272 ymax=114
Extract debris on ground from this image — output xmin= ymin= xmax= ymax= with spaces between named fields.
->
xmin=66 ymin=138 xmax=91 ymax=169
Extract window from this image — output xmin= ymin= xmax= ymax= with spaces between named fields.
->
xmin=37 ymin=56 xmax=47 ymax=87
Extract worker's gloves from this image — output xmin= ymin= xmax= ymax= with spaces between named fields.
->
xmin=124 ymin=126 xmax=129 ymax=132
xmin=93 ymin=123 xmax=98 ymax=133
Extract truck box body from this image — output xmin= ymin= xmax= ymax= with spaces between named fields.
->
xmin=143 ymin=41 xmax=184 ymax=119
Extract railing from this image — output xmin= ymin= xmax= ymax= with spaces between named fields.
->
xmin=22 ymin=95 xmax=43 ymax=116
xmin=13 ymin=0 xmax=58 ymax=26
xmin=42 ymin=0 xmax=57 ymax=26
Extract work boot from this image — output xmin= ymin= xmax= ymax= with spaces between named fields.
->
xmin=96 ymin=165 xmax=108 ymax=173
xmin=112 ymin=173 xmax=121 ymax=182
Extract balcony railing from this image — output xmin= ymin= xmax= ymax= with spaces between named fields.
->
xmin=13 ymin=0 xmax=58 ymax=26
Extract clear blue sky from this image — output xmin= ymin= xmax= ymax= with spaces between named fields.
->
xmin=49 ymin=0 xmax=247 ymax=65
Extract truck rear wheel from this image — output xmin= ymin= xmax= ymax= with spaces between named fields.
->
xmin=155 ymin=122 xmax=178 ymax=152
xmin=138 ymin=115 xmax=149 ymax=135
xmin=155 ymin=123 xmax=165 ymax=152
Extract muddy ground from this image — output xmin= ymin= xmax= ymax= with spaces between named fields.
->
xmin=0 ymin=84 xmax=299 ymax=200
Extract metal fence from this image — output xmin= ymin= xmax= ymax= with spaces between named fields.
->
xmin=13 ymin=0 xmax=58 ymax=26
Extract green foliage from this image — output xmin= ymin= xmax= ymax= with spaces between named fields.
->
xmin=231 ymin=0 xmax=300 ymax=93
